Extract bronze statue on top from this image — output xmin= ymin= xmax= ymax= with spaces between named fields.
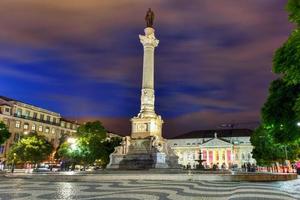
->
xmin=145 ymin=8 xmax=154 ymax=28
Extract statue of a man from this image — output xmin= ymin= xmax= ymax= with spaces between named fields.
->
xmin=145 ymin=8 xmax=154 ymax=27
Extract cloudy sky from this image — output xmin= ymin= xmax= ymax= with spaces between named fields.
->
xmin=0 ymin=0 xmax=293 ymax=137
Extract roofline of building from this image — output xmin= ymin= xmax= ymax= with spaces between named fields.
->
xmin=170 ymin=128 xmax=253 ymax=139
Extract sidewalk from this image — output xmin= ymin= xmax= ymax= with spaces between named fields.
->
xmin=3 ymin=171 xmax=298 ymax=182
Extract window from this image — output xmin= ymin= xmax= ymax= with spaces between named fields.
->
xmin=23 ymin=123 xmax=29 ymax=130
xmin=32 ymin=124 xmax=36 ymax=131
xmin=187 ymin=143 xmax=190 ymax=145
xmin=192 ymin=143 xmax=195 ymax=145
xmin=25 ymin=110 xmax=30 ymax=118
xmin=38 ymin=125 xmax=43 ymax=132
xmin=51 ymin=128 xmax=55 ymax=134
xmin=61 ymin=130 xmax=65 ymax=134
xmin=15 ymin=121 xmax=21 ymax=128
xmin=16 ymin=108 xmax=22 ymax=117
xmin=174 ymin=143 xmax=177 ymax=146
xmin=5 ymin=107 xmax=10 ymax=113
xmin=40 ymin=114 xmax=44 ymax=121
xmin=45 ymin=127 xmax=50 ymax=133
xmin=53 ymin=118 xmax=56 ymax=124
xmin=46 ymin=116 xmax=50 ymax=122
xmin=33 ymin=112 xmax=37 ymax=119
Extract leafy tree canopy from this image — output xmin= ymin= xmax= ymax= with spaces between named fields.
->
xmin=77 ymin=121 xmax=106 ymax=138
xmin=273 ymin=30 xmax=300 ymax=85
xmin=251 ymin=126 xmax=300 ymax=165
xmin=58 ymin=121 xmax=121 ymax=168
xmin=0 ymin=121 xmax=11 ymax=145
xmin=286 ymin=0 xmax=300 ymax=25
xmin=261 ymin=79 xmax=300 ymax=143
xmin=8 ymin=134 xmax=53 ymax=165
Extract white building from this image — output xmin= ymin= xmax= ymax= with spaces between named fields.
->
xmin=167 ymin=129 xmax=256 ymax=169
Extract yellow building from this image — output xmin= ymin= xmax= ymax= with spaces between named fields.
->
xmin=0 ymin=96 xmax=80 ymax=161
xmin=167 ymin=129 xmax=256 ymax=169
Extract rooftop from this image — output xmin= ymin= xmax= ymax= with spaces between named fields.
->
xmin=171 ymin=128 xmax=253 ymax=139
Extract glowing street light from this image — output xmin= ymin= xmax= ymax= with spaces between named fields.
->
xmin=67 ymin=137 xmax=76 ymax=144
xmin=67 ymin=137 xmax=77 ymax=151
xmin=297 ymin=122 xmax=300 ymax=127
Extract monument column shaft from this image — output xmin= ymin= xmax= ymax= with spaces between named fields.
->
xmin=138 ymin=27 xmax=159 ymax=116
xmin=142 ymin=46 xmax=155 ymax=89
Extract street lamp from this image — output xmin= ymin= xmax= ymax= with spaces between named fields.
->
xmin=67 ymin=137 xmax=77 ymax=151
xmin=297 ymin=122 xmax=300 ymax=127
xmin=67 ymin=137 xmax=76 ymax=144
xmin=11 ymin=153 xmax=16 ymax=173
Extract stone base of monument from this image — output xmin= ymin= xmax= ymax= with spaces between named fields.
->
xmin=107 ymin=137 xmax=180 ymax=170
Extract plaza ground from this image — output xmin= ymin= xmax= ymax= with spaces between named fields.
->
xmin=0 ymin=174 xmax=299 ymax=200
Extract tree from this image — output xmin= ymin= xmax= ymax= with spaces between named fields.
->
xmin=8 ymin=134 xmax=53 ymax=166
xmin=57 ymin=121 xmax=121 ymax=169
xmin=77 ymin=121 xmax=106 ymax=138
xmin=251 ymin=126 xmax=300 ymax=166
xmin=251 ymin=0 xmax=300 ymax=164
xmin=261 ymin=79 xmax=300 ymax=143
xmin=0 ymin=121 xmax=11 ymax=145
xmin=251 ymin=126 xmax=286 ymax=166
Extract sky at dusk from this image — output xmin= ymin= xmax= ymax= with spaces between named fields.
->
xmin=0 ymin=0 xmax=293 ymax=137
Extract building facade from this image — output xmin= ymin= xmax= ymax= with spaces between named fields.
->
xmin=0 ymin=96 xmax=79 ymax=161
xmin=167 ymin=129 xmax=256 ymax=169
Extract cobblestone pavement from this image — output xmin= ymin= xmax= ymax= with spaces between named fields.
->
xmin=0 ymin=178 xmax=299 ymax=200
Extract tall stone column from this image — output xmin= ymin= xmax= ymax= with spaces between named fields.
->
xmin=131 ymin=27 xmax=163 ymax=139
xmin=139 ymin=27 xmax=159 ymax=117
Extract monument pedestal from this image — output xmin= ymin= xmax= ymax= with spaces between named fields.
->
xmin=108 ymin=137 xmax=179 ymax=169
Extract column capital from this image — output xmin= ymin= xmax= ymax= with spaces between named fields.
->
xmin=139 ymin=28 xmax=159 ymax=47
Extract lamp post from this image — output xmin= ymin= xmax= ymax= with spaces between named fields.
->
xmin=11 ymin=153 xmax=16 ymax=173
xmin=67 ymin=137 xmax=77 ymax=171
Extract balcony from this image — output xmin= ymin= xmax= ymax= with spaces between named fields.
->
xmin=13 ymin=114 xmax=61 ymax=126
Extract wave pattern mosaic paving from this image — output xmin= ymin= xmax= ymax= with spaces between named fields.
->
xmin=0 ymin=179 xmax=299 ymax=200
